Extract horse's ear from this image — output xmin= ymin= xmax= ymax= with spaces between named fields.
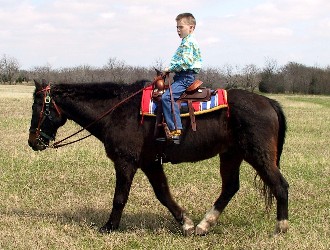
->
xmin=34 ymin=79 xmax=48 ymax=90
xmin=42 ymin=79 xmax=47 ymax=85
xmin=155 ymin=68 xmax=162 ymax=76
xmin=34 ymin=79 xmax=42 ymax=90
xmin=41 ymin=79 xmax=49 ymax=88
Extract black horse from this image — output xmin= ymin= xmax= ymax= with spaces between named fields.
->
xmin=28 ymin=79 xmax=289 ymax=236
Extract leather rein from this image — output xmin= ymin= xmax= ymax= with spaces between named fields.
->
xmin=36 ymin=80 xmax=157 ymax=149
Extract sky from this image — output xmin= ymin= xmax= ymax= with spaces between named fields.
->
xmin=1 ymin=0 xmax=329 ymax=70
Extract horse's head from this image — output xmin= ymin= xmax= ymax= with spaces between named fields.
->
xmin=28 ymin=80 xmax=67 ymax=151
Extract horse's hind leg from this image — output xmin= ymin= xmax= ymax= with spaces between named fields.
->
xmin=100 ymin=159 xmax=137 ymax=233
xmin=248 ymin=158 xmax=289 ymax=234
xmin=196 ymin=152 xmax=243 ymax=235
xmin=141 ymin=161 xmax=195 ymax=236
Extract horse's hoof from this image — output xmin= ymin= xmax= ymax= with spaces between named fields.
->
xmin=99 ymin=225 xmax=112 ymax=234
xmin=182 ymin=214 xmax=195 ymax=237
xmin=274 ymin=220 xmax=289 ymax=234
xmin=183 ymin=226 xmax=195 ymax=237
xmin=195 ymin=225 xmax=208 ymax=236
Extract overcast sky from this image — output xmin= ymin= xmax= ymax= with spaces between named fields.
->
xmin=1 ymin=0 xmax=329 ymax=69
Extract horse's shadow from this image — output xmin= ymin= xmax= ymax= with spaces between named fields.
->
xmin=3 ymin=206 xmax=182 ymax=234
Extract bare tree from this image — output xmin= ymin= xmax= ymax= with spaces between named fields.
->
xmin=259 ymin=58 xmax=283 ymax=93
xmin=221 ymin=64 xmax=241 ymax=89
xmin=153 ymin=57 xmax=166 ymax=71
xmin=198 ymin=67 xmax=225 ymax=89
xmin=28 ymin=63 xmax=53 ymax=82
xmin=103 ymin=57 xmax=128 ymax=82
xmin=12 ymin=54 xmax=329 ymax=94
xmin=242 ymin=64 xmax=260 ymax=92
xmin=0 ymin=54 xmax=20 ymax=84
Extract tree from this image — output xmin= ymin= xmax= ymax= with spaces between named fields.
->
xmin=282 ymin=62 xmax=315 ymax=94
xmin=29 ymin=63 xmax=53 ymax=82
xmin=242 ymin=64 xmax=260 ymax=92
xmin=198 ymin=67 xmax=225 ymax=89
xmin=0 ymin=54 xmax=20 ymax=84
xmin=103 ymin=57 xmax=128 ymax=82
xmin=221 ymin=64 xmax=241 ymax=89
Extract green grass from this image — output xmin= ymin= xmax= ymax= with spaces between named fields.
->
xmin=0 ymin=85 xmax=329 ymax=249
xmin=286 ymin=95 xmax=330 ymax=108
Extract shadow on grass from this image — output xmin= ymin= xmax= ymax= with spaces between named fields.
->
xmin=2 ymin=205 xmax=272 ymax=235
xmin=1 ymin=206 xmax=182 ymax=234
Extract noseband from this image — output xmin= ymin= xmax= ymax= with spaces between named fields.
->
xmin=31 ymin=84 xmax=61 ymax=146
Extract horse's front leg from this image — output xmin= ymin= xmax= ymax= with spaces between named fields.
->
xmin=141 ymin=161 xmax=195 ymax=236
xmin=99 ymin=159 xmax=137 ymax=233
xmin=196 ymin=153 xmax=242 ymax=235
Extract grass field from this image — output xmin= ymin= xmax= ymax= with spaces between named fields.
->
xmin=0 ymin=85 xmax=329 ymax=249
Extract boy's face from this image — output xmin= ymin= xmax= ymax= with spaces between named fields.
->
xmin=176 ymin=18 xmax=194 ymax=39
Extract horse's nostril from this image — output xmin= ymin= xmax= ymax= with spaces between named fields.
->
xmin=28 ymin=138 xmax=47 ymax=151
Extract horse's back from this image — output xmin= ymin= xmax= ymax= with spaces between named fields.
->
xmin=227 ymin=89 xmax=282 ymax=126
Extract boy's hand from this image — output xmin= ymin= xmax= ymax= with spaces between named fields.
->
xmin=163 ymin=67 xmax=170 ymax=76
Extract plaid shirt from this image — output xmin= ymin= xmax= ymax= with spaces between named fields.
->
xmin=169 ymin=34 xmax=202 ymax=73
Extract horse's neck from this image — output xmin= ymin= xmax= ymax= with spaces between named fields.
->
xmin=52 ymin=83 xmax=122 ymax=127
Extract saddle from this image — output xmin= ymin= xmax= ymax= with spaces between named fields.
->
xmin=151 ymin=70 xmax=214 ymax=137
xmin=177 ymin=80 xmax=213 ymax=131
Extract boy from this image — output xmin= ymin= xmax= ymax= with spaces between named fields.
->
xmin=162 ymin=13 xmax=202 ymax=144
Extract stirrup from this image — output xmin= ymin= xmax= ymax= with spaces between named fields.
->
xmin=169 ymin=130 xmax=181 ymax=144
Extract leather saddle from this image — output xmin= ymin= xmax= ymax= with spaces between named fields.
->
xmin=151 ymin=70 xmax=214 ymax=133
xmin=177 ymin=79 xmax=213 ymax=131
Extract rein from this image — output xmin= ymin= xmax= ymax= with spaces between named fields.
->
xmin=49 ymin=80 xmax=155 ymax=149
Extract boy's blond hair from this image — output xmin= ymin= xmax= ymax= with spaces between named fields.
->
xmin=176 ymin=13 xmax=196 ymax=26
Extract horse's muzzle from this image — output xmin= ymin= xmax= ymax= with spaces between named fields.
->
xmin=28 ymin=133 xmax=48 ymax=151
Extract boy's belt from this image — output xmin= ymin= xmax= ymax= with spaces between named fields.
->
xmin=175 ymin=70 xmax=196 ymax=75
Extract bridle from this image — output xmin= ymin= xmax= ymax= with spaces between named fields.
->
xmin=31 ymin=74 xmax=164 ymax=149
xmin=31 ymin=84 xmax=61 ymax=147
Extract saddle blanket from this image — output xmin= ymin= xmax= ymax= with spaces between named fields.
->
xmin=140 ymin=86 xmax=228 ymax=117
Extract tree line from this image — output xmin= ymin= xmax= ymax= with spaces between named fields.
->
xmin=1 ymin=54 xmax=329 ymax=95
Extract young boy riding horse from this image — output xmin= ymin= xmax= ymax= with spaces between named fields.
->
xmin=162 ymin=13 xmax=202 ymax=144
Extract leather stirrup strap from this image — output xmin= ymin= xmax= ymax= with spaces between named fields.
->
xmin=188 ymin=100 xmax=196 ymax=131
xmin=154 ymin=100 xmax=163 ymax=138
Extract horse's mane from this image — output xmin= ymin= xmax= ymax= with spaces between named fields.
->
xmin=52 ymin=80 xmax=149 ymax=101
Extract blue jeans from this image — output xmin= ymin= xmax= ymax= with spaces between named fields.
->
xmin=162 ymin=72 xmax=195 ymax=131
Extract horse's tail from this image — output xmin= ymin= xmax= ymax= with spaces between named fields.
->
xmin=258 ymin=98 xmax=287 ymax=212
xmin=269 ymin=98 xmax=287 ymax=169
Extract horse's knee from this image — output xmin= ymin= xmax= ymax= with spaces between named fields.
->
xmin=112 ymin=194 xmax=128 ymax=210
